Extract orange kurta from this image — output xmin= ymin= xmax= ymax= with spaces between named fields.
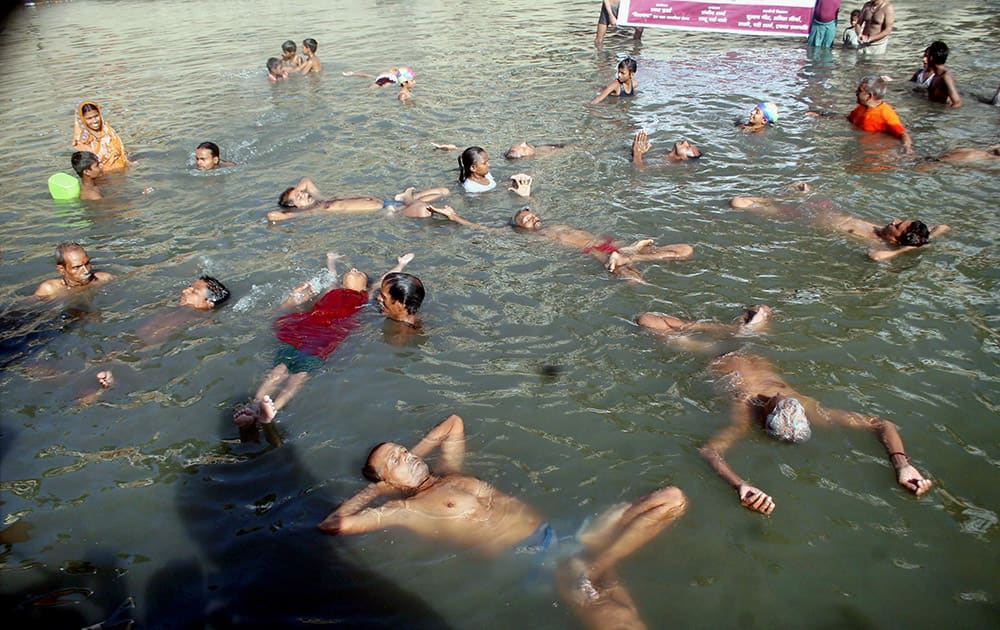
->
xmin=72 ymin=101 xmax=129 ymax=172
xmin=847 ymin=102 xmax=907 ymax=138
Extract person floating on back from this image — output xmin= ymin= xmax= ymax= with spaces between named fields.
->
xmin=343 ymin=66 xmax=415 ymax=101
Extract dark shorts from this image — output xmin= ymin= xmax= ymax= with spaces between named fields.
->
xmin=598 ymin=3 xmax=619 ymax=25
xmin=273 ymin=343 xmax=325 ymax=374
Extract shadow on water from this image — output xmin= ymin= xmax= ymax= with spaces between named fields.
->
xmin=160 ymin=402 xmax=450 ymax=628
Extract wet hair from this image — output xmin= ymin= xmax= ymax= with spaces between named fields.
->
xmin=617 ymin=56 xmax=638 ymax=74
xmin=897 ymin=221 xmax=931 ymax=247
xmin=199 ymin=275 xmax=231 ymax=307
xmin=859 ymin=75 xmax=887 ymax=100
xmin=363 ymin=442 xmax=389 ymax=481
xmin=80 ymin=103 xmax=99 ymax=116
xmin=71 ymin=151 xmax=100 ymax=177
xmin=458 ymin=146 xmax=487 ymax=183
xmin=55 ymin=242 xmax=84 ymax=265
xmin=850 ymin=9 xmax=861 ymax=20
xmin=281 ymin=40 xmax=296 ymax=53
xmin=196 ymin=142 xmax=220 ymax=158
xmin=382 ymin=272 xmax=425 ymax=314
xmin=266 ymin=57 xmax=282 ymax=74
xmin=927 ymin=41 xmax=949 ymax=66
xmin=510 ymin=207 xmax=533 ymax=228
xmin=278 ymin=187 xmax=297 ymax=207
xmin=302 ymin=38 xmax=317 ymax=53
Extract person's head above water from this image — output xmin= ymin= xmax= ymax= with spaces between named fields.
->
xmin=267 ymin=57 xmax=283 ymax=75
xmin=510 ymin=207 xmax=542 ymax=231
xmin=505 ymin=142 xmax=535 ymax=160
xmin=278 ymin=185 xmax=313 ymax=208
xmin=926 ymin=40 xmax=949 ymax=66
xmin=302 ymin=38 xmax=318 ymax=54
xmin=749 ymin=102 xmax=778 ymax=126
xmin=179 ymin=275 xmax=231 ymax=310
xmin=394 ymin=66 xmax=414 ymax=86
xmin=764 ymin=396 xmax=811 ymax=443
xmin=617 ymin=56 xmax=638 ymax=80
xmin=54 ymin=242 xmax=95 ymax=287
xmin=71 ymin=151 xmax=102 ymax=178
xmin=377 ymin=272 xmax=425 ymax=320
xmin=878 ymin=219 xmax=930 ymax=247
xmin=458 ymin=146 xmax=489 ymax=183
xmin=195 ymin=142 xmax=222 ymax=171
xmin=671 ymin=140 xmax=702 ymax=159
xmin=856 ymin=75 xmax=888 ymax=102
xmin=79 ymin=102 xmax=104 ymax=132
xmin=363 ymin=442 xmax=431 ymax=490
xmin=281 ymin=40 xmax=297 ymax=56
xmin=341 ymin=268 xmax=369 ymax=293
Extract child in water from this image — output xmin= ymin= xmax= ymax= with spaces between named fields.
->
xmin=591 ymin=57 xmax=638 ymax=104
xmin=267 ymin=57 xmax=287 ymax=82
xmin=739 ymin=102 xmax=778 ymax=132
xmin=280 ymin=40 xmax=303 ymax=72
xmin=343 ymin=66 xmax=416 ymax=100
xmin=843 ymin=10 xmax=862 ymax=48
xmin=298 ymin=38 xmax=321 ymax=74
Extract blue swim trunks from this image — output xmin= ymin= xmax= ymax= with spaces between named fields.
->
xmin=383 ymin=199 xmax=405 ymax=209
xmin=513 ymin=522 xmax=557 ymax=556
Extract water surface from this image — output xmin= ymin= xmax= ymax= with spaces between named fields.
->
xmin=1 ymin=1 xmax=999 ymax=627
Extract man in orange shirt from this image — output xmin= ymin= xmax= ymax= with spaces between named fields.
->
xmin=847 ymin=75 xmax=913 ymax=152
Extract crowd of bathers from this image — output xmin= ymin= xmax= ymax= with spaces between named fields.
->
xmin=28 ymin=2 xmax=1000 ymax=626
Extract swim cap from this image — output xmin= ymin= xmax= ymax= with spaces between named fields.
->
xmin=764 ymin=398 xmax=810 ymax=443
xmin=395 ymin=67 xmax=415 ymax=84
xmin=758 ymin=102 xmax=779 ymax=124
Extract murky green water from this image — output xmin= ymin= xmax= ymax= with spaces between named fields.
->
xmin=1 ymin=0 xmax=998 ymax=627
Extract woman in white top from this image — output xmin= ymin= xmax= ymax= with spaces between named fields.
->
xmin=458 ymin=146 xmax=497 ymax=192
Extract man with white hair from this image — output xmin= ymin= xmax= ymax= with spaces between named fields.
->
xmin=700 ymin=352 xmax=932 ymax=515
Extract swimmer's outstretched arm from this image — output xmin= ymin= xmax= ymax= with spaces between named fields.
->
xmin=823 ymin=408 xmax=933 ymax=496
xmin=867 ymin=224 xmax=950 ymax=261
xmin=410 ymin=414 xmax=466 ymax=475
xmin=278 ymin=281 xmax=319 ymax=311
xmin=426 ymin=205 xmax=491 ymax=231
xmin=590 ymin=79 xmax=620 ymax=105
xmin=342 ymin=70 xmax=377 ymax=78
xmin=700 ymin=402 xmax=776 ymax=515
xmin=368 ymin=252 xmax=414 ymax=300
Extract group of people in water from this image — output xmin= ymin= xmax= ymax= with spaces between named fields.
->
xmin=34 ymin=7 xmax=1000 ymax=625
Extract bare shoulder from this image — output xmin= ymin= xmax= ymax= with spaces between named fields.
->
xmin=94 ymin=271 xmax=115 ymax=282
xmin=33 ymin=278 xmax=62 ymax=298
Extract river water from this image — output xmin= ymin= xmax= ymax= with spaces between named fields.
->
xmin=1 ymin=0 xmax=998 ymax=627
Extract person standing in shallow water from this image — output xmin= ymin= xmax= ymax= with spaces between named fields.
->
xmin=72 ymin=101 xmax=129 ymax=172
xmin=806 ymin=0 xmax=842 ymax=48
xmin=857 ymin=0 xmax=894 ymax=55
